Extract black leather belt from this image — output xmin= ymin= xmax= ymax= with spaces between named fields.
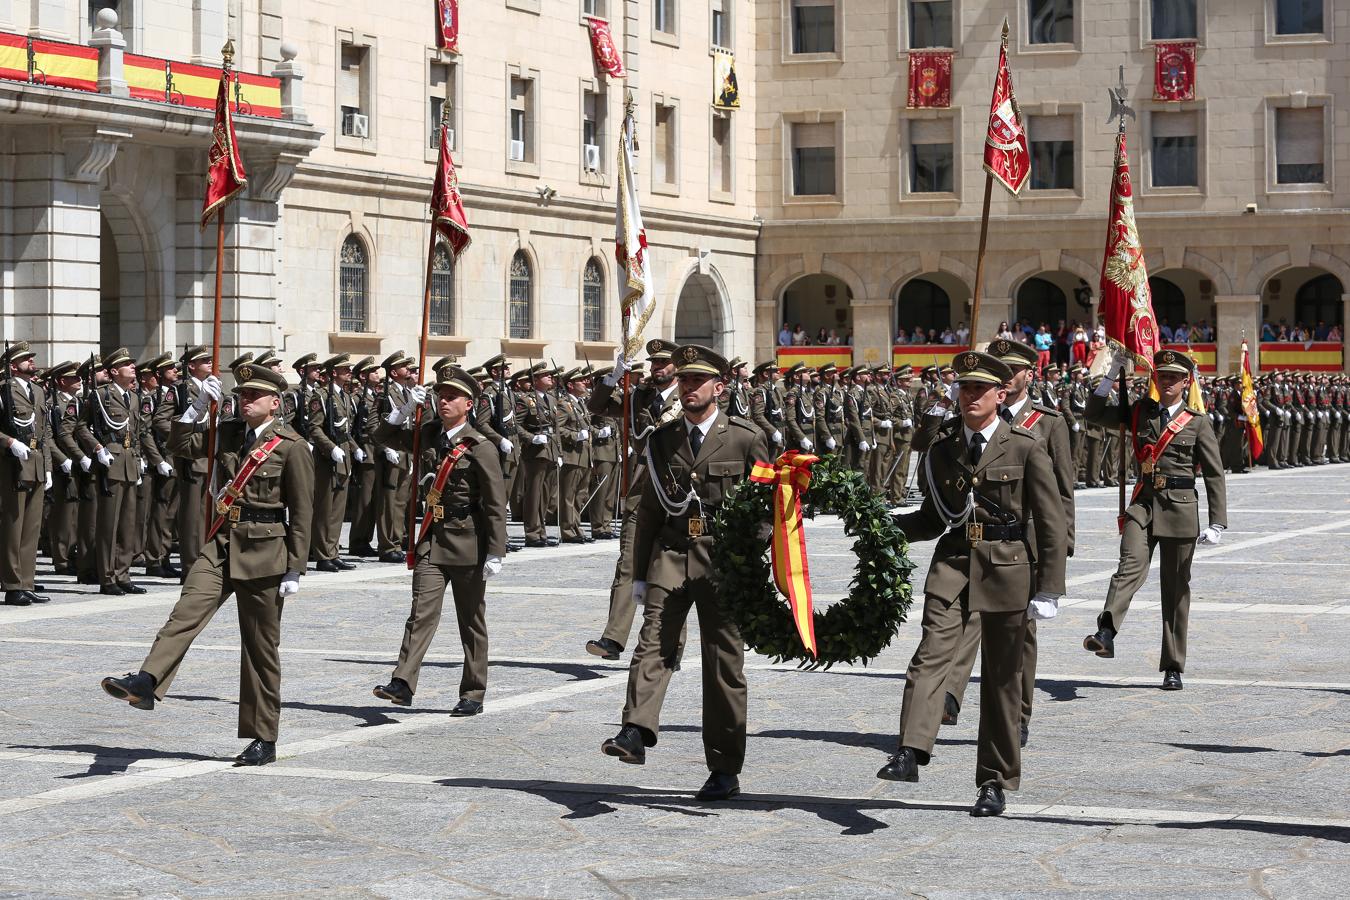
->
xmin=1148 ymin=475 xmax=1196 ymax=490
xmin=965 ymin=521 xmax=1025 ymax=543
xmin=234 ymin=507 xmax=287 ymax=524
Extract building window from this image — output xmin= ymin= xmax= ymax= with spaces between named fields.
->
xmin=583 ymin=87 xmax=606 ymax=173
xmin=1151 ymin=110 xmax=1199 ymax=187
xmin=508 ymin=75 xmax=534 ymax=165
xmin=791 ymin=122 xmax=837 ymax=196
xmin=1296 ymin=274 xmax=1343 ymax=327
xmin=430 ymin=244 xmax=454 ymax=336
xmin=1275 ymin=106 xmax=1324 ymax=184
xmin=338 ymin=236 xmax=369 ymax=333
xmin=908 ymin=118 xmax=953 ymax=194
xmin=791 ymin=0 xmax=835 ymax=54
xmin=429 ymin=62 xmax=456 ymax=151
xmin=909 ymin=1 xmax=953 ymax=48
xmin=712 ymin=0 xmax=730 ymax=48
xmin=654 ymin=0 xmax=676 ymax=35
xmin=339 ymin=40 xmax=373 ymax=143
xmin=653 ymin=101 xmax=678 ymax=189
xmin=583 ymin=0 xmax=606 ymax=17
xmin=583 ymin=259 xmax=605 ymax=341
xmin=509 ymin=252 xmax=533 ymax=339
xmin=1027 ymin=0 xmax=1073 ymax=45
xmin=711 ymin=113 xmax=733 ymax=195
xmin=897 ymin=278 xmax=952 ymax=335
xmin=1028 ymin=114 xmax=1075 ymax=190
xmin=1274 ymin=0 xmax=1323 ymax=36
xmin=1150 ymin=0 xmax=1197 ymax=40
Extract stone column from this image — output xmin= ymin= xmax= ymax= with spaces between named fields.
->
xmin=1342 ymin=294 xmax=1349 ymax=373
xmin=1215 ymin=294 xmax=1260 ymax=375
xmin=27 ymin=0 xmax=73 ymax=39
xmin=851 ymin=299 xmax=892 ymax=368
xmin=192 ymin=0 xmax=228 ymax=65
xmin=973 ymin=298 xmax=1012 ymax=348
xmin=272 ymin=41 xmax=307 ymax=124
xmin=90 ymin=9 xmax=128 ymax=99
xmin=755 ymin=298 xmax=777 ymax=363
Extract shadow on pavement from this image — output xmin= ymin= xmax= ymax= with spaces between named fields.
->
xmin=325 ymin=658 xmax=617 ymax=682
xmin=7 ymin=742 xmax=218 ymax=778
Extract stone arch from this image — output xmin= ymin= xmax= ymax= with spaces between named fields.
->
xmin=761 ymin=256 xmax=806 ymax=306
xmin=818 ymin=256 xmax=867 ymax=308
xmin=778 ymin=273 xmax=853 ymax=346
xmin=1261 ymin=266 xmax=1345 ymax=331
xmin=892 ymin=270 xmax=973 ymax=342
xmin=100 ymin=146 xmax=174 ymax=355
xmin=1147 ymin=268 xmax=1217 ymax=338
xmin=1180 ymin=249 xmax=1233 ymax=296
xmin=670 ymin=261 xmax=732 ymax=354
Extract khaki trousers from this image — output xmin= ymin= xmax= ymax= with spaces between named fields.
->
xmin=622 ymin=578 xmax=747 ymax=775
xmin=146 ymin=472 xmax=177 ymax=564
xmin=588 ymin=459 xmax=618 ymax=533
xmin=312 ymin=461 xmax=350 ymax=560
xmin=392 ymin=558 xmax=488 ymax=700
xmin=601 ymin=502 xmax=640 ymax=647
xmin=46 ymin=470 xmax=78 ymax=570
xmin=97 ymin=479 xmax=138 ymax=586
xmin=939 ymin=616 xmax=1037 ymax=724
xmin=897 ymin=592 xmax=1027 ymax=790
xmin=0 ymin=468 xmax=43 ymax=590
xmin=76 ymin=473 xmax=98 ymax=580
xmin=1100 ymin=518 xmax=1195 ymax=672
xmin=348 ymin=463 xmax=377 ymax=549
xmin=890 ymin=436 xmax=913 ymax=500
xmin=560 ymin=464 xmax=588 ymax=540
xmin=376 ymin=458 xmax=410 ymax=553
xmin=522 ymin=455 xmax=552 ymax=541
xmin=141 ymin=555 xmax=285 ymax=741
xmin=867 ymin=437 xmax=889 ymax=491
xmin=134 ymin=475 xmax=152 ymax=563
xmin=177 ymin=471 xmax=206 ymax=572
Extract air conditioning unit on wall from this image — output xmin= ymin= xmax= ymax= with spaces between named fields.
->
xmin=584 ymin=143 xmax=601 ymax=171
xmin=509 ymin=139 xmax=526 ymax=162
xmin=343 ymin=112 xmax=369 ymax=138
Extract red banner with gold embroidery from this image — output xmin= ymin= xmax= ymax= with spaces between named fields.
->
xmin=749 ymin=452 xmax=820 ymax=657
xmin=200 ymin=69 xmax=248 ymax=227
xmin=436 ymin=0 xmax=459 ymax=53
xmin=1154 ymin=41 xmax=1196 ymax=102
xmin=1098 ymin=132 xmax=1159 ymax=373
xmin=982 ymin=24 xmax=1030 ymax=194
xmin=585 ymin=16 xmax=626 ymax=78
xmin=907 ymin=51 xmax=952 ymax=109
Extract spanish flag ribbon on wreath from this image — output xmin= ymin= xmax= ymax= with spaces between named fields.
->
xmin=749 ymin=451 xmax=821 ymax=657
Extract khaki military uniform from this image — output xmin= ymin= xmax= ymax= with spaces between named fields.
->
xmin=347 ymin=384 xmax=381 ymax=552
xmin=517 ymin=388 xmax=561 ymax=543
xmin=558 ymin=391 xmax=593 ymax=542
xmin=0 ymin=377 xmax=51 ymax=592
xmin=141 ymin=416 xmax=314 ymax=740
xmin=376 ymin=382 xmax=413 ymax=554
xmin=45 ymin=390 xmax=79 ymax=573
xmin=750 ymin=380 xmax=786 ymax=452
xmin=784 ymin=385 xmax=815 ymax=451
xmin=155 ymin=380 xmax=209 ymax=572
xmin=889 ymin=387 xmax=916 ymax=502
xmin=622 ymin=411 xmax=770 ymax=774
xmin=308 ymin=385 xmax=358 ymax=561
xmin=56 ymin=391 xmax=97 ymax=581
xmin=588 ymin=407 xmax=621 ymax=536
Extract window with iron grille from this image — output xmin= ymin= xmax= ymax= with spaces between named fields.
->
xmin=338 ymin=235 xmax=369 ymax=332
xmin=509 ymin=251 xmax=533 ymax=339
xmin=430 ymin=244 xmax=454 ymax=335
xmin=583 ymin=259 xmax=604 ymax=341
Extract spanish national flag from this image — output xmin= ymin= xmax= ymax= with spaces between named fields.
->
xmin=1239 ymin=341 xmax=1263 ymax=460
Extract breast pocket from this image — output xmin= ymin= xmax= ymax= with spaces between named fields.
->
xmin=701 ymin=460 xmax=743 ymax=505
xmin=247 ymin=461 xmax=284 ymax=503
xmin=981 ymin=465 xmax=1023 ymax=509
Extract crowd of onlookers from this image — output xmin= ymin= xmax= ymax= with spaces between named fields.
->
xmin=777 ymin=323 xmax=854 ymax=347
xmin=1261 ymin=320 xmax=1342 ymax=342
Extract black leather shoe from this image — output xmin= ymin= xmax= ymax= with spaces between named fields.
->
xmin=592 ymin=532 xmax=615 ymax=540
xmin=876 ymin=747 xmax=920 ymax=782
xmin=1083 ymin=627 xmax=1115 ymax=658
xmin=601 ymin=724 xmax=647 ymax=764
xmin=234 ymin=739 xmax=276 ymax=767
xmin=377 ymin=550 xmax=405 ymax=564
xmin=4 ymin=590 xmax=32 ymax=606
xmin=99 ymin=584 xmax=125 ymax=596
xmin=33 ymin=583 xmax=45 ymax=591
xmin=373 ymin=678 xmax=413 ymax=706
xmin=1019 ymin=721 xmax=1029 ymax=748
xmin=101 ymin=671 xmax=156 ymax=710
xmin=118 ymin=582 xmax=147 ymax=595
xmin=349 ymin=544 xmax=377 ymax=558
xmin=970 ymin=783 xmax=1006 ymax=817
xmin=160 ymin=564 xmax=183 ymax=579
xmin=23 ymin=591 xmax=50 ymax=604
xmin=941 ymin=692 xmax=959 ymax=726
xmin=144 ymin=564 xmax=168 ymax=578
xmin=1162 ymin=669 xmax=1183 ymax=691
xmin=315 ymin=559 xmax=340 ymax=573
xmin=77 ymin=572 xmax=100 ymax=585
xmin=333 ymin=558 xmax=356 ymax=570
xmin=586 ymin=638 xmax=623 ymax=661
xmin=524 ymin=538 xmax=550 ymax=548
xmin=560 ymin=536 xmax=587 ymax=544
xmin=450 ymin=698 xmax=483 ymax=717
xmin=695 ymin=771 xmax=740 ymax=802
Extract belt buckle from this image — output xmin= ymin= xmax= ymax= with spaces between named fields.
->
xmin=123 ymin=434 xmax=131 ymax=448
xmin=966 ymin=522 xmax=984 ymax=545
xmin=28 ymin=438 xmax=37 ymax=449
xmin=432 ymin=505 xmax=444 ymax=521
xmin=1141 ymin=458 xmax=1155 ymax=475
xmin=687 ymin=517 xmax=705 ymax=538
xmin=1153 ymin=474 xmax=1168 ymax=491
xmin=228 ymin=506 xmax=241 ymax=522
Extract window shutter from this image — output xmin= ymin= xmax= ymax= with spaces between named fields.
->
xmin=1028 ymin=114 xmax=1073 ymax=143
xmin=1277 ymin=107 xmax=1323 ymax=166
xmin=909 ymin=118 xmax=951 ymax=144
xmin=1152 ymin=110 xmax=1197 ymax=139
xmin=793 ymin=122 xmax=835 ymax=149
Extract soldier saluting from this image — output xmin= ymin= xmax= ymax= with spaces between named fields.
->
xmin=101 ymin=364 xmax=314 ymax=767
xmin=371 ymin=366 xmax=507 ymax=715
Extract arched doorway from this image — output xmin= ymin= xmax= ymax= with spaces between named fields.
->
xmin=1262 ymin=267 xmax=1344 ymax=335
xmin=98 ymin=195 xmax=161 ymax=353
xmin=894 ymin=271 xmax=970 ymax=342
xmin=1296 ymin=274 xmax=1343 ymax=331
xmin=1148 ymin=268 xmax=1214 ymax=341
xmin=780 ymin=274 xmax=852 ymax=345
xmin=674 ymin=270 xmax=727 ymax=352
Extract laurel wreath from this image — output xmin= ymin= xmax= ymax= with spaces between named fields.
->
xmin=711 ymin=454 xmax=915 ymax=669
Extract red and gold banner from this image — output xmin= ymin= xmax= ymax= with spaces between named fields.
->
xmin=430 ymin=120 xmax=471 ymax=258
xmin=1098 ymin=132 xmax=1159 ymax=374
xmin=585 ymin=16 xmax=626 ymax=79
xmin=906 ymin=51 xmax=952 ymax=109
xmin=436 ymin=0 xmax=460 ymax=53
xmin=749 ymin=451 xmax=820 ymax=657
xmin=201 ymin=68 xmax=249 ymax=227
xmin=1154 ymin=41 xmax=1196 ymax=102
xmin=1239 ymin=342 xmax=1264 ymax=459
xmin=982 ymin=24 xmax=1030 ymax=194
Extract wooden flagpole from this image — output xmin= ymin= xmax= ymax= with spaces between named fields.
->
xmin=405 ymin=228 xmax=438 ymax=568
xmin=203 ymin=184 xmax=226 ymax=534
xmin=968 ymin=173 xmax=994 ymax=347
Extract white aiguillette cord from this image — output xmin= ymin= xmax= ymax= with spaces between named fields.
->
xmin=922 ymin=442 xmax=975 ymax=532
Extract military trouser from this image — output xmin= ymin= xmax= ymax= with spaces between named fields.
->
xmin=1082 ymin=432 xmax=1103 ymax=485
xmin=97 ymin=478 xmax=139 ymax=586
xmin=890 ymin=434 xmax=914 ymax=501
xmin=601 ymin=499 xmax=641 ymax=647
xmin=376 ymin=457 xmax=410 ymax=553
xmin=141 ymin=555 xmax=285 ymax=741
xmin=392 ymin=557 xmax=488 ymax=700
xmin=0 ymin=469 xmax=43 ymax=591
xmin=311 ymin=460 xmax=350 ymax=560
xmin=76 ymin=472 xmax=98 ymax=580
xmin=1099 ymin=518 xmax=1195 ymax=672
xmin=348 ymin=462 xmax=378 ymax=550
xmin=177 ymin=468 xmax=206 ymax=572
xmin=939 ymin=615 xmax=1037 ymax=725
xmin=544 ymin=461 xmax=559 ymax=522
xmin=897 ymin=592 xmax=1027 ymax=790
xmin=46 ymin=470 xmax=78 ymax=571
xmin=623 ymin=575 xmax=747 ymax=775
xmin=134 ymin=474 xmax=153 ymax=563
xmin=588 ymin=459 xmax=618 ymax=534
xmin=560 ymin=463 xmax=589 ymax=541
xmin=522 ymin=455 xmax=553 ymax=542
xmin=145 ymin=471 xmax=176 ymax=564
xmin=868 ymin=435 xmax=891 ymax=491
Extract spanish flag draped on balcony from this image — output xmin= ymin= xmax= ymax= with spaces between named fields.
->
xmin=200 ymin=50 xmax=247 ymax=228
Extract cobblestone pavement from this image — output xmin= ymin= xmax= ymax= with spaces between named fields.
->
xmin=1 ymin=466 xmax=1347 ymax=897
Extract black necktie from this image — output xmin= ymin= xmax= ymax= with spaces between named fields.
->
xmin=241 ymin=429 xmax=256 ymax=456
xmin=968 ymin=432 xmax=986 ymax=467
xmin=999 ymin=407 xmax=1014 ymax=424
xmin=1159 ymin=407 xmax=1171 ymax=429
xmin=689 ymin=426 xmax=704 ymax=459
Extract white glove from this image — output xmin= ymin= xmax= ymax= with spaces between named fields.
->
xmin=901 ymin=418 xmax=912 ymax=429
xmin=156 ymin=461 xmax=173 ymax=477
xmin=557 ymin=456 xmax=563 ymax=466
xmin=1198 ymin=525 xmax=1223 ymax=545
xmin=330 ymin=446 xmax=345 ymax=464
xmin=387 ymin=386 xmax=427 ymax=425
xmin=531 ymin=433 xmax=548 ymax=445
xmin=482 ymin=555 xmax=503 ymax=580
xmin=946 ymin=382 xmax=960 ymax=403
xmin=597 ymin=427 xmax=612 ymax=439
xmin=1028 ymin=592 xmax=1061 ymax=621
xmin=576 ymin=429 xmax=589 ymax=442
xmin=79 ymin=456 xmax=92 ymax=473
xmin=632 ymin=580 xmax=648 ymax=605
xmin=800 ymin=438 xmax=813 ymax=451
xmin=279 ymin=572 xmax=300 ymax=596
xmin=879 ymin=419 xmax=893 ymax=430
xmin=139 ymin=458 xmax=147 ymax=473
xmin=44 ymin=471 xmax=52 ymax=491
xmin=308 ymin=442 xmax=314 ymax=451
xmin=60 ymin=458 xmax=72 ymax=475
xmin=771 ymin=430 xmax=782 ymax=444
xmin=499 ymin=438 xmax=514 ymax=453
xmin=185 ymin=375 xmax=222 ymax=420
xmin=1237 ymin=415 xmax=1247 ymax=423
xmin=825 ymin=437 xmax=836 ymax=450
xmin=604 ymin=348 xmax=631 ymax=387
xmin=353 ymin=448 xmax=366 ymax=463
xmin=1072 ymin=422 xmax=1081 ymax=432
xmin=96 ymin=447 xmax=114 ymax=467
xmin=383 ymin=446 xmax=400 ymax=465
xmin=135 ymin=476 xmax=142 ymax=486
xmin=859 ymin=441 xmax=871 ymax=452
xmin=8 ymin=439 xmax=29 ymax=461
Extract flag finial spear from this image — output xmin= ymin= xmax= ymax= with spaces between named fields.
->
xmin=1001 ymin=17 xmax=1010 ymax=44
xmin=221 ymin=39 xmax=235 ymax=70
xmin=1107 ymin=65 xmax=1135 ymax=133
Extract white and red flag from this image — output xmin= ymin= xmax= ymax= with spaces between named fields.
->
xmin=585 ymin=16 xmax=626 ymax=79
xmin=615 ymin=105 xmax=653 ymax=359
xmin=982 ymin=21 xmax=1030 ymax=195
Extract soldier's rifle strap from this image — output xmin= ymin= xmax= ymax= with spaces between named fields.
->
xmin=205 ymin=434 xmax=285 ymax=541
